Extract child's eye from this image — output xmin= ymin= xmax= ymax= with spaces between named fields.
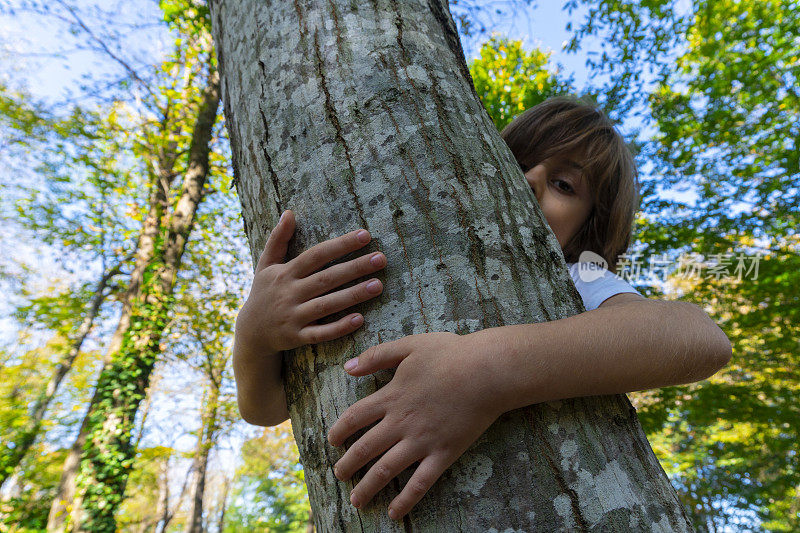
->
xmin=551 ymin=179 xmax=574 ymax=194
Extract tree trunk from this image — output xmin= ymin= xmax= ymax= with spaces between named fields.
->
xmin=0 ymin=260 xmax=123 ymax=490
xmin=44 ymin=66 xmax=221 ymax=532
xmin=184 ymin=379 xmax=221 ymax=533
xmin=209 ymin=1 xmax=694 ymax=531
xmin=215 ymin=476 xmax=229 ymax=533
xmin=48 ymin=120 xmax=185 ymax=533
xmin=156 ymin=453 xmax=195 ymax=533
xmin=153 ymin=457 xmax=170 ymax=533
xmin=47 ymin=403 xmax=92 ymax=532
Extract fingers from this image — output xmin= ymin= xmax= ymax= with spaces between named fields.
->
xmin=332 ymin=422 xmax=400 ymax=483
xmin=297 ymin=250 xmax=386 ymax=301
xmin=290 ymin=228 xmax=372 ymax=279
xmin=256 ymin=209 xmax=295 ymax=272
xmin=328 ymin=395 xmax=385 ymax=448
xmin=347 ymin=441 xmax=420 ymax=510
xmin=297 ymin=312 xmax=367 ymax=345
xmin=296 ymin=277 xmax=383 ymax=327
xmin=343 ymin=337 xmax=412 ymax=376
xmin=387 ymin=454 xmax=450 ymax=521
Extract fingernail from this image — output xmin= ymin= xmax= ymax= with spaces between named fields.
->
xmin=357 ymin=230 xmax=370 ymax=242
xmin=370 ymin=253 xmax=385 ymax=266
xmin=350 ymin=314 xmax=362 ymax=326
xmin=279 ymin=210 xmax=287 ymax=223
xmin=344 ymin=358 xmax=358 ymax=371
xmin=350 ymin=492 xmax=359 ymax=508
xmin=388 ymin=508 xmax=399 ymax=520
xmin=366 ymin=280 xmax=381 ymax=293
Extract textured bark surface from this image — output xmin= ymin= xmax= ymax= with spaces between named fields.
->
xmin=210 ymin=1 xmax=694 ymax=531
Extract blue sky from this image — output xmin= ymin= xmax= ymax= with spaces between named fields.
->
xmin=4 ymin=2 xmax=596 ymax=108
xmin=461 ymin=2 xmax=595 ymax=88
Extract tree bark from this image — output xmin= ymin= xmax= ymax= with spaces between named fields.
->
xmin=210 ymin=1 xmax=694 ymax=531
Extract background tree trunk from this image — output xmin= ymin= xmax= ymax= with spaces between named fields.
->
xmin=185 ymin=378 xmax=221 ymax=533
xmin=210 ymin=0 xmax=694 ymax=530
xmin=154 ymin=458 xmax=170 ymax=533
xmin=47 ymin=119 xmax=186 ymax=533
xmin=44 ymin=67 xmax=221 ymax=532
xmin=215 ymin=477 xmax=229 ymax=533
xmin=0 ymin=260 xmax=123 ymax=489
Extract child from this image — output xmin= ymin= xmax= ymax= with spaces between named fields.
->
xmin=232 ymin=96 xmax=733 ymax=522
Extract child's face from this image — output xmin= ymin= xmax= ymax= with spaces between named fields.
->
xmin=523 ymin=158 xmax=593 ymax=250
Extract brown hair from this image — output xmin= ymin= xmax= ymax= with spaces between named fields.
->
xmin=500 ymin=95 xmax=640 ymax=272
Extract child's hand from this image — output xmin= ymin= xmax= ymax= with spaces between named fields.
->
xmin=327 ymin=332 xmax=506 ymax=522
xmin=235 ymin=209 xmax=387 ymax=354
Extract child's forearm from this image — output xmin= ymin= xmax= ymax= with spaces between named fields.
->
xmin=466 ymin=299 xmax=732 ymax=413
xmin=233 ymin=335 xmax=289 ymax=426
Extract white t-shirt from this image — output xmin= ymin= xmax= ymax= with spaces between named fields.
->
xmin=566 ymin=262 xmax=642 ymax=311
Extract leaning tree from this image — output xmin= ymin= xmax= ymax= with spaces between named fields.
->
xmin=209 ymin=0 xmax=694 ymax=530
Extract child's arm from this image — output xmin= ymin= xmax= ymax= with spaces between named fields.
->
xmin=328 ymin=294 xmax=731 ymax=521
xmin=234 ymin=209 xmax=387 ymax=426
xmin=232 ymin=332 xmax=288 ymax=426
xmin=476 ymin=292 xmax=732 ymax=412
